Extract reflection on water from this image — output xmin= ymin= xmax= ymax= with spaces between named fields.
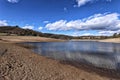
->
xmin=25 ymin=41 xmax=120 ymax=70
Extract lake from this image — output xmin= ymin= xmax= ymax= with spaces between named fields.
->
xmin=25 ymin=41 xmax=120 ymax=70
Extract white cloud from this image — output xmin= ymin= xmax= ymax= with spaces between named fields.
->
xmin=43 ymin=21 xmax=49 ymax=24
xmin=46 ymin=13 xmax=120 ymax=31
xmin=0 ymin=20 xmax=8 ymax=26
xmin=64 ymin=7 xmax=67 ymax=11
xmin=38 ymin=27 xmax=43 ymax=30
xmin=75 ymin=0 xmax=112 ymax=7
xmin=46 ymin=20 xmax=76 ymax=30
xmin=46 ymin=20 xmax=67 ymax=30
xmin=72 ymin=31 xmax=97 ymax=36
xmin=76 ymin=0 xmax=91 ymax=7
xmin=45 ymin=13 xmax=120 ymax=35
xmin=98 ymin=30 xmax=120 ymax=36
xmin=7 ymin=0 xmax=19 ymax=3
xmin=22 ymin=25 xmax=34 ymax=29
xmin=106 ymin=0 xmax=112 ymax=2
xmin=81 ymin=33 xmax=94 ymax=36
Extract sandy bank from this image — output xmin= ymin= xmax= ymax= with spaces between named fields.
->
xmin=72 ymin=38 xmax=120 ymax=43
xmin=0 ymin=42 xmax=112 ymax=80
xmin=99 ymin=38 xmax=120 ymax=43
xmin=0 ymin=36 xmax=120 ymax=43
xmin=0 ymin=36 xmax=64 ymax=43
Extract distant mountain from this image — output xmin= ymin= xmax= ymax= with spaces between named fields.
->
xmin=0 ymin=26 xmax=73 ymax=40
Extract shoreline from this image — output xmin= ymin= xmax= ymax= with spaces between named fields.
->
xmin=0 ymin=36 xmax=120 ymax=80
xmin=71 ymin=38 xmax=120 ymax=43
xmin=0 ymin=42 xmax=111 ymax=80
xmin=0 ymin=36 xmax=65 ymax=43
xmin=98 ymin=38 xmax=120 ymax=43
xmin=0 ymin=36 xmax=120 ymax=43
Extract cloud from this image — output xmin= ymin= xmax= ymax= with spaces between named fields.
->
xmin=38 ymin=27 xmax=43 ymax=30
xmin=0 ymin=20 xmax=8 ymax=26
xmin=81 ymin=33 xmax=94 ymax=36
xmin=64 ymin=7 xmax=67 ymax=11
xmin=43 ymin=21 xmax=49 ymax=24
xmin=7 ymin=0 xmax=19 ymax=3
xmin=75 ymin=0 xmax=112 ymax=7
xmin=106 ymin=0 xmax=112 ymax=2
xmin=22 ymin=25 xmax=34 ymax=29
xmin=75 ymin=0 xmax=91 ymax=7
xmin=46 ymin=20 xmax=70 ymax=30
xmin=45 ymin=13 xmax=120 ymax=35
xmin=46 ymin=13 xmax=120 ymax=31
xmin=98 ymin=30 xmax=120 ymax=36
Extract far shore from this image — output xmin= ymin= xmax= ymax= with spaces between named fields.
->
xmin=99 ymin=38 xmax=120 ymax=43
xmin=71 ymin=38 xmax=120 ymax=43
xmin=0 ymin=36 xmax=120 ymax=43
xmin=0 ymin=36 xmax=64 ymax=43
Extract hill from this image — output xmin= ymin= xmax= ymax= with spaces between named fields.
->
xmin=0 ymin=26 xmax=73 ymax=40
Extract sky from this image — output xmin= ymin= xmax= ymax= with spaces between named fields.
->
xmin=0 ymin=0 xmax=120 ymax=36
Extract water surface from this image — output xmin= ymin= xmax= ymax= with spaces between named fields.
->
xmin=25 ymin=41 xmax=120 ymax=70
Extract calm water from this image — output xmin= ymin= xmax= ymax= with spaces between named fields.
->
xmin=25 ymin=41 xmax=120 ymax=70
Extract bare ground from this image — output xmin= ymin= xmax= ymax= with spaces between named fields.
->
xmin=0 ymin=36 xmax=64 ymax=43
xmin=0 ymin=36 xmax=120 ymax=43
xmin=99 ymin=38 xmax=120 ymax=43
xmin=72 ymin=38 xmax=120 ymax=43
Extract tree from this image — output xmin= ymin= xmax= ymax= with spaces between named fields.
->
xmin=113 ymin=33 xmax=118 ymax=38
xmin=15 ymin=25 xmax=19 ymax=28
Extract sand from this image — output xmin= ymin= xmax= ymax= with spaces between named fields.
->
xmin=72 ymin=38 xmax=120 ymax=43
xmin=0 ymin=36 xmax=64 ymax=43
xmin=99 ymin=38 xmax=120 ymax=43
xmin=0 ymin=36 xmax=120 ymax=43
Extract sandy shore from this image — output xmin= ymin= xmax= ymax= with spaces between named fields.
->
xmin=0 ymin=36 xmax=120 ymax=80
xmin=0 ymin=36 xmax=120 ymax=43
xmin=0 ymin=36 xmax=64 ymax=43
xmin=72 ymin=38 xmax=120 ymax=43
xmin=99 ymin=38 xmax=120 ymax=43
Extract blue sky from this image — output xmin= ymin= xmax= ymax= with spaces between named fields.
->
xmin=0 ymin=0 xmax=120 ymax=36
